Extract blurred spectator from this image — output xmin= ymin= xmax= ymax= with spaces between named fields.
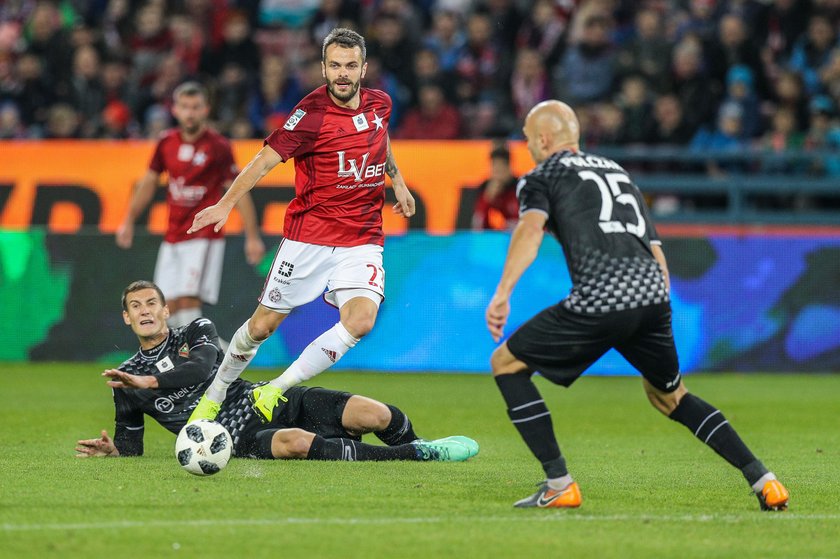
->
xmin=128 ymin=4 xmax=171 ymax=89
xmin=554 ymin=12 xmax=615 ymax=106
xmin=62 ymin=44 xmax=105 ymax=138
xmin=670 ymin=36 xmax=721 ymax=135
xmin=804 ymin=94 xmax=840 ymax=175
xmin=16 ymin=52 xmax=53 ymax=131
xmin=396 ymin=81 xmax=461 ymax=140
xmin=44 ymin=103 xmax=80 ymax=139
xmin=412 ymin=47 xmax=456 ymax=103
xmin=650 ymin=94 xmax=694 ymax=145
xmin=690 ymin=101 xmax=750 ymax=176
xmin=515 ymin=0 xmax=567 ymax=70
xmin=169 ymin=13 xmax=204 ymax=75
xmin=788 ymin=13 xmax=837 ymax=95
xmin=616 ymin=74 xmax=654 ymax=144
xmin=616 ymin=8 xmax=671 ymax=93
xmin=454 ymin=11 xmax=505 ymax=105
xmin=423 ymin=9 xmax=466 ymax=72
xmin=310 ymin=0 xmax=361 ymax=46
xmin=143 ymin=103 xmax=171 ymax=139
xmin=485 ymin=0 xmax=523 ymax=51
xmin=0 ymin=101 xmax=26 ymax=139
xmin=772 ymin=69 xmax=810 ymax=132
xmin=362 ymin=55 xmax=408 ymax=129
xmin=759 ymin=107 xmax=805 ymax=171
xmin=723 ymin=65 xmax=762 ymax=139
xmin=471 ymin=144 xmax=519 ymax=231
xmin=23 ymin=2 xmax=72 ymax=84
xmin=214 ymin=62 xmax=250 ymax=128
xmin=200 ymin=11 xmax=259 ymax=80
xmin=228 ymin=115 xmax=255 ymax=140
xmin=248 ymin=55 xmax=302 ymax=136
xmin=583 ymin=103 xmax=625 ymax=147
xmin=705 ymin=14 xmax=769 ymax=100
xmin=674 ymin=0 xmax=719 ymax=43
xmin=99 ymin=99 xmax=136 ymax=139
xmin=367 ymin=13 xmax=415 ymax=90
xmin=509 ymin=48 xmax=550 ymax=126
xmin=754 ymin=0 xmax=811 ymax=76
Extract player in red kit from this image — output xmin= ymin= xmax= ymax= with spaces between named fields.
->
xmin=188 ymin=28 xmax=416 ymax=424
xmin=116 ymin=82 xmax=265 ymax=328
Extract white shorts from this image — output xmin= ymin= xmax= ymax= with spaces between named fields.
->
xmin=154 ymin=238 xmax=225 ymax=304
xmin=259 ymin=239 xmax=384 ymax=313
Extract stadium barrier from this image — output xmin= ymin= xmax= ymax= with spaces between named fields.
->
xmin=1 ymin=230 xmax=838 ymax=373
xmin=2 ymin=142 xmax=840 ymax=232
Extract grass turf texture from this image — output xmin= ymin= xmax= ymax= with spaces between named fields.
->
xmin=1 ymin=364 xmax=838 ymax=558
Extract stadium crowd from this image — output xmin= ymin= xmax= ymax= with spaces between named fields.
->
xmin=1 ymin=0 xmax=840 ymax=161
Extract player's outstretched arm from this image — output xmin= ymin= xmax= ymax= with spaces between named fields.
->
xmin=486 ymin=212 xmax=546 ymax=342
xmin=189 ymin=146 xmax=283 ymax=235
xmin=384 ymin=135 xmax=415 ymax=218
xmin=75 ymin=430 xmax=120 ymax=457
xmin=103 ymin=369 xmax=159 ymax=389
xmin=116 ymin=170 xmax=159 ymax=249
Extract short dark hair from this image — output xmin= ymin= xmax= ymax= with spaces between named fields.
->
xmin=322 ymin=27 xmax=366 ymax=62
xmin=172 ymin=81 xmax=208 ymax=103
xmin=490 ymin=145 xmax=510 ymax=163
xmin=122 ymin=280 xmax=166 ymax=311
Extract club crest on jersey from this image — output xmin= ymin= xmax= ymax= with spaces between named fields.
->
xmin=177 ymin=144 xmax=195 ymax=162
xmin=352 ymin=113 xmax=369 ymax=131
xmin=178 ymin=343 xmax=189 ymax=357
xmin=284 ymin=108 xmax=306 ymax=131
xmin=156 ymin=356 xmax=174 ymax=373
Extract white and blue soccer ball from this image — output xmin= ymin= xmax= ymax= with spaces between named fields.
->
xmin=175 ymin=420 xmax=232 ymax=476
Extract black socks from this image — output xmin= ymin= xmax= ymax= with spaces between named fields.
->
xmin=375 ymin=404 xmax=418 ymax=446
xmin=495 ymin=372 xmax=567 ymax=479
xmin=669 ymin=393 xmax=768 ymax=485
xmin=307 ymin=435 xmax=419 ymax=461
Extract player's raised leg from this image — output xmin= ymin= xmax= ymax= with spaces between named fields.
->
xmin=645 ymin=379 xmax=789 ymax=511
xmin=252 ymin=290 xmax=380 ymax=423
xmin=189 ymin=305 xmax=287 ymax=422
xmin=491 ymin=343 xmax=581 ymax=509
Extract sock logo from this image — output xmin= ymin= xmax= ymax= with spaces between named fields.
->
xmin=230 ymin=353 xmax=248 ymax=363
xmin=321 ymin=348 xmax=337 ymax=362
xmin=278 ymin=261 xmax=294 ymax=277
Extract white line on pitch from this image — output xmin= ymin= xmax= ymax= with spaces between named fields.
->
xmin=3 ymin=514 xmax=840 ymax=532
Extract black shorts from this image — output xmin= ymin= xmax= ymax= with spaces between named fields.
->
xmin=236 ymin=386 xmax=357 ymax=459
xmin=506 ymin=302 xmax=680 ymax=392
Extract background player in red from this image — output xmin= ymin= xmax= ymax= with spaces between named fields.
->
xmin=187 ymin=28 xmax=416 ymax=424
xmin=116 ymin=82 xmax=265 ymax=329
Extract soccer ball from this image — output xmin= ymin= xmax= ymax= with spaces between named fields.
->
xmin=175 ymin=420 xmax=232 ymax=476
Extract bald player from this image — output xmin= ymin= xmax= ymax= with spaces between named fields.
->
xmin=485 ymin=100 xmax=789 ymax=511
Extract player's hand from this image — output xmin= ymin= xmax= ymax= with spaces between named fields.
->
xmin=392 ymin=185 xmax=415 ymax=218
xmin=486 ymin=293 xmax=511 ymax=343
xmin=76 ymin=430 xmax=119 ymax=457
xmin=244 ymin=235 xmax=266 ymax=266
xmin=188 ymin=203 xmax=231 ymax=234
xmin=103 ymin=369 xmax=158 ymax=389
xmin=115 ymin=221 xmax=133 ymax=249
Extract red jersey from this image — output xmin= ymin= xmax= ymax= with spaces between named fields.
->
xmin=149 ymin=128 xmax=238 ymax=243
xmin=264 ymin=86 xmax=392 ymax=247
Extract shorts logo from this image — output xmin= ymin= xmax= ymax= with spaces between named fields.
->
xmin=321 ymin=348 xmax=337 ymax=363
xmin=269 ymin=287 xmax=282 ymax=304
xmin=284 ymin=108 xmax=306 ymax=131
xmin=278 ymin=261 xmax=294 ymax=277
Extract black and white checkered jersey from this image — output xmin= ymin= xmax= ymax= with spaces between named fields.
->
xmin=517 ymin=150 xmax=669 ymax=314
xmin=113 ymin=318 xmax=251 ymax=455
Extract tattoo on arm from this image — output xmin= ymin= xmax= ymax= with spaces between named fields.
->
xmin=385 ymin=136 xmax=399 ymax=178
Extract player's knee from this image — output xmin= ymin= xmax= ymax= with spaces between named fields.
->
xmin=644 ymin=379 xmax=686 ymax=415
xmin=342 ymin=314 xmax=376 ymax=338
xmin=248 ymin=316 xmax=279 ymax=341
xmin=490 ymin=344 xmax=520 ymax=376
xmin=366 ymin=401 xmax=392 ymax=430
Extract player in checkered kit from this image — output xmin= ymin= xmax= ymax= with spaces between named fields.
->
xmin=186 ymin=28 xmax=416 ymax=427
xmin=485 ymin=100 xmax=788 ymax=511
xmin=75 ymin=281 xmax=478 ymax=462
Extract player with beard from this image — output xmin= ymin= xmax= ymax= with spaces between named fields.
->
xmin=186 ymin=28 xmax=416 ymax=425
xmin=116 ymin=82 xmax=265 ymax=330
xmin=76 ymin=281 xmax=478 ymax=462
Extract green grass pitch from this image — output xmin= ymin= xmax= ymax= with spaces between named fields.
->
xmin=1 ymin=364 xmax=838 ymax=558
